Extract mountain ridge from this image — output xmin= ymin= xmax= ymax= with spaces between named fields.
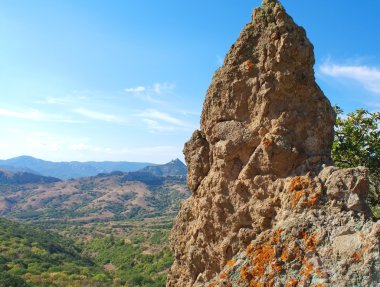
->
xmin=0 ymin=155 xmax=160 ymax=180
xmin=0 ymin=159 xmax=189 ymax=221
xmin=0 ymin=168 xmax=61 ymax=184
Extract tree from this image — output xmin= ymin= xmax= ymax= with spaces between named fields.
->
xmin=0 ymin=272 xmax=30 ymax=287
xmin=332 ymin=107 xmax=379 ymax=216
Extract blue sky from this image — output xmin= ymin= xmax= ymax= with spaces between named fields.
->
xmin=0 ymin=0 xmax=379 ymax=163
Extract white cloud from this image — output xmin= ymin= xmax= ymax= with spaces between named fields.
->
xmin=74 ymin=108 xmax=126 ymax=124
xmin=320 ymin=63 xmax=380 ymax=95
xmin=68 ymin=143 xmax=182 ymax=163
xmin=124 ymin=82 xmax=175 ymax=104
xmin=138 ymin=109 xmax=195 ymax=132
xmin=34 ymin=95 xmax=90 ymax=105
xmin=0 ymin=108 xmax=45 ymax=120
xmin=0 ymin=107 xmax=83 ymax=123
xmin=124 ymin=86 xmax=146 ymax=93
xmin=142 ymin=119 xmax=176 ymax=133
xmin=152 ymin=82 xmax=175 ymax=94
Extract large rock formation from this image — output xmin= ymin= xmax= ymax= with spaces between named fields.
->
xmin=167 ymin=1 xmax=379 ymax=286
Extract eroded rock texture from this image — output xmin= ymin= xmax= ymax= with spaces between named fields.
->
xmin=167 ymin=0 xmax=379 ymax=286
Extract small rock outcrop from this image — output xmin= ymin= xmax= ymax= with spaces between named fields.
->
xmin=167 ymin=1 xmax=379 ymax=287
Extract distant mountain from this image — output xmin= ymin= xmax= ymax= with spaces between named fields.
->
xmin=0 ymin=159 xmax=190 ymax=222
xmin=141 ymin=159 xmax=187 ymax=177
xmin=0 ymin=168 xmax=61 ymax=184
xmin=0 ymin=156 xmax=155 ymax=180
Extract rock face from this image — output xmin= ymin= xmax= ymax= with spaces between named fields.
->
xmin=167 ymin=0 xmax=379 ymax=286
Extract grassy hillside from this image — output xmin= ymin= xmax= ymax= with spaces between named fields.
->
xmin=84 ymin=227 xmax=173 ymax=287
xmin=0 ymin=216 xmax=175 ymax=287
xmin=0 ymin=217 xmax=113 ymax=287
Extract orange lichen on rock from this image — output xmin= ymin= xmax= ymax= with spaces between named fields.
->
xmin=226 ymin=259 xmax=236 ymax=268
xmin=286 ymin=278 xmax=298 ymax=287
xmin=352 ymin=251 xmax=363 ymax=262
xmin=289 ymin=176 xmax=310 ymax=192
xmin=246 ymin=244 xmax=254 ymax=256
xmin=288 ymin=176 xmax=321 ymax=208
xmin=233 ymin=226 xmax=329 ymax=287
xmin=250 ymin=243 xmax=275 ymax=278
xmin=304 ymin=234 xmax=318 ymax=251
xmin=241 ymin=265 xmax=251 ymax=281
xmin=271 ymin=261 xmax=283 ymax=273
xmin=300 ymin=259 xmax=314 ymax=279
xmin=244 ymin=59 xmax=255 ymax=70
xmin=262 ymin=138 xmax=273 ymax=148
xmin=292 ymin=190 xmax=304 ymax=206
xmin=280 ymin=246 xmax=289 ymax=262
xmin=306 ymin=192 xmax=320 ymax=207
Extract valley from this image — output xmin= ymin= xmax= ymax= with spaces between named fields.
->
xmin=0 ymin=158 xmax=190 ymax=287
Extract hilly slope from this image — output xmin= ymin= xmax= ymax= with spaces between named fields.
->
xmin=0 ymin=160 xmax=189 ymax=287
xmin=0 ymin=156 xmax=155 ymax=180
xmin=0 ymin=169 xmax=61 ymax=185
xmin=140 ymin=159 xmax=187 ymax=177
xmin=0 ymin=217 xmax=113 ymax=287
xmin=0 ymin=160 xmax=189 ymax=222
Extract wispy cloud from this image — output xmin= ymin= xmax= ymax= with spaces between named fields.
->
xmin=142 ymin=119 xmax=176 ymax=133
xmin=0 ymin=107 xmax=82 ymax=123
xmin=137 ymin=109 xmax=195 ymax=132
xmin=152 ymin=82 xmax=175 ymax=94
xmin=124 ymin=82 xmax=175 ymax=104
xmin=68 ymin=143 xmax=181 ymax=163
xmin=74 ymin=108 xmax=127 ymax=124
xmin=320 ymin=62 xmax=380 ymax=95
xmin=124 ymin=86 xmax=146 ymax=93
xmin=35 ymin=95 xmax=89 ymax=105
xmin=0 ymin=108 xmax=45 ymax=120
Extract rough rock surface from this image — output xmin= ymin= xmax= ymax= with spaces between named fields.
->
xmin=167 ymin=1 xmax=379 ymax=287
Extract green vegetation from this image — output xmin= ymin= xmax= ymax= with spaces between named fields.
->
xmin=0 ymin=218 xmax=113 ymax=287
xmin=0 ymin=165 xmax=188 ymax=286
xmin=332 ymin=107 xmax=379 ymax=217
xmin=0 ymin=215 xmax=175 ymax=287
xmin=84 ymin=230 xmax=173 ymax=287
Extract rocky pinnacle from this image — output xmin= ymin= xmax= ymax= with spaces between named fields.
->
xmin=167 ymin=1 xmax=379 ymax=286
